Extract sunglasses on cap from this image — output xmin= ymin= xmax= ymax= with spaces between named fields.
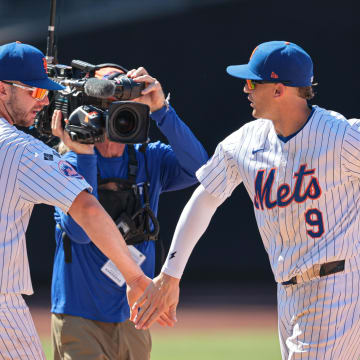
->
xmin=1 ymin=81 xmax=49 ymax=101
xmin=246 ymin=79 xmax=291 ymax=90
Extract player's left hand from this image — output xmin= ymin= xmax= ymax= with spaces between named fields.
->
xmin=130 ymin=272 xmax=180 ymax=330
xmin=126 ymin=274 xmax=152 ymax=309
xmin=127 ymin=67 xmax=166 ymax=113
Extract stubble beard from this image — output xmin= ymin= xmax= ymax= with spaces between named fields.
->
xmin=6 ymin=92 xmax=35 ymax=127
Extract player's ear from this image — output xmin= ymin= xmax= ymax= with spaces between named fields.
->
xmin=0 ymin=81 xmax=10 ymax=99
xmin=273 ymin=83 xmax=285 ymax=98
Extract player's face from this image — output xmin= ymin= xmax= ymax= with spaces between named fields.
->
xmin=243 ymin=81 xmax=277 ymax=119
xmin=4 ymin=82 xmax=49 ymax=127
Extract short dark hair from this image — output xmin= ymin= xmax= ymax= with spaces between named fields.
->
xmin=298 ymin=86 xmax=315 ymax=100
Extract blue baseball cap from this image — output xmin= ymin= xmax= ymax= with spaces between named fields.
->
xmin=0 ymin=42 xmax=64 ymax=90
xmin=226 ymin=41 xmax=313 ymax=87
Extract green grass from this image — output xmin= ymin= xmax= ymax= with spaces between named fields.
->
xmin=151 ymin=330 xmax=281 ymax=360
xmin=41 ymin=338 xmax=51 ymax=360
xmin=41 ymin=330 xmax=281 ymax=360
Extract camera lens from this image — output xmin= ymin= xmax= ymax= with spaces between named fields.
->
xmin=114 ymin=110 xmax=136 ymax=135
xmin=106 ymin=101 xmax=150 ymax=144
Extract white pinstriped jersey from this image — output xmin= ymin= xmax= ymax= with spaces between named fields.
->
xmin=197 ymin=105 xmax=360 ymax=283
xmin=0 ymin=117 xmax=90 ymax=294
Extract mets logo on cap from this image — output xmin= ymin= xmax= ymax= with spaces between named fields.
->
xmin=42 ymin=57 xmax=48 ymax=74
xmin=58 ymin=160 xmax=84 ymax=180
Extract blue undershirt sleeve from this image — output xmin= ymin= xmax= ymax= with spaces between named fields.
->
xmin=151 ymin=105 xmax=208 ymax=191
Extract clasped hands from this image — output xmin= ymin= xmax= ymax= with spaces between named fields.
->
xmin=128 ymin=272 xmax=180 ymax=330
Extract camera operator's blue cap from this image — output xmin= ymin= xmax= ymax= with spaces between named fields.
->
xmin=0 ymin=41 xmax=64 ymax=90
xmin=226 ymin=41 xmax=313 ymax=87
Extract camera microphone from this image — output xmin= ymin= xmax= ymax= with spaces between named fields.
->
xmin=84 ymin=78 xmax=116 ymax=99
xmin=61 ymin=77 xmax=144 ymax=101
xmin=60 ymin=78 xmax=116 ymax=99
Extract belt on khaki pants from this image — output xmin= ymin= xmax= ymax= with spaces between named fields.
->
xmin=281 ymin=260 xmax=345 ymax=286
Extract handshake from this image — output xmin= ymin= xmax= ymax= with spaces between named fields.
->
xmin=127 ymin=272 xmax=180 ymax=330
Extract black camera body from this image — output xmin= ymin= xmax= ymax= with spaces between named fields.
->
xmin=35 ymin=60 xmax=150 ymax=144
xmin=66 ymin=102 xmax=150 ymax=144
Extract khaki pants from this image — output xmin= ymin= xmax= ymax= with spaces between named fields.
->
xmin=51 ymin=313 xmax=152 ymax=360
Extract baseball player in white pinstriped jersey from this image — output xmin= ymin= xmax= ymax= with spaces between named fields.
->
xmin=0 ymin=42 xmax=154 ymax=359
xmin=132 ymin=41 xmax=360 ymax=359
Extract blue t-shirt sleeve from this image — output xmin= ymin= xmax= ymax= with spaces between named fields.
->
xmin=150 ymin=105 xmax=208 ymax=191
xmin=55 ymin=152 xmax=98 ymax=244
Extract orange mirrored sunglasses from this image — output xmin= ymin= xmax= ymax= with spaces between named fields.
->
xmin=246 ymin=79 xmax=257 ymax=90
xmin=2 ymin=81 xmax=49 ymax=101
xmin=246 ymin=79 xmax=290 ymax=90
xmin=246 ymin=79 xmax=271 ymax=90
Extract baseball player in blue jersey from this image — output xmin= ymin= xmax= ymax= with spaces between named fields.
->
xmin=50 ymin=66 xmax=208 ymax=359
xmin=132 ymin=41 xmax=360 ymax=359
xmin=0 ymin=42 xmax=152 ymax=359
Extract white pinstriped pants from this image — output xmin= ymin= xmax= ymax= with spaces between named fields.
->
xmin=0 ymin=293 xmax=45 ymax=360
xmin=278 ymin=257 xmax=360 ymax=360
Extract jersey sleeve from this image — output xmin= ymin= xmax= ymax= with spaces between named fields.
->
xmin=196 ymin=139 xmax=242 ymax=201
xmin=341 ymin=118 xmax=360 ymax=179
xmin=54 ymin=152 xmax=98 ymax=244
xmin=17 ymin=141 xmax=91 ymax=214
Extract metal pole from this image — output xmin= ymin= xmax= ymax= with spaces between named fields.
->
xmin=46 ymin=0 xmax=57 ymax=65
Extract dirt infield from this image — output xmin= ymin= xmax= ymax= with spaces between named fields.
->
xmin=29 ymin=304 xmax=278 ymax=337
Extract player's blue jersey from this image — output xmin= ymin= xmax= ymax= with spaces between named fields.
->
xmin=51 ymin=105 xmax=208 ymax=322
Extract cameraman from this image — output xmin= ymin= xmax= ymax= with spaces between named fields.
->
xmin=51 ymin=67 xmax=208 ymax=360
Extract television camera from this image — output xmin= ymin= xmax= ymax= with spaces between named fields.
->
xmin=35 ymin=60 xmax=150 ymax=144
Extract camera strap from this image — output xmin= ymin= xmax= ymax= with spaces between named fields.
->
xmin=127 ymin=143 xmax=138 ymax=184
xmin=138 ymin=144 xmax=160 ymax=241
xmin=62 ymin=230 xmax=72 ymax=264
xmin=113 ymin=144 xmax=160 ymax=244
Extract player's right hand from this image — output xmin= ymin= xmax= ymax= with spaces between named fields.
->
xmin=51 ymin=109 xmax=94 ymax=155
xmin=130 ymin=272 xmax=180 ymax=330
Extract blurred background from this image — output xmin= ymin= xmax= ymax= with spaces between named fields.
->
xmin=1 ymin=0 xmax=358 ymax=358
